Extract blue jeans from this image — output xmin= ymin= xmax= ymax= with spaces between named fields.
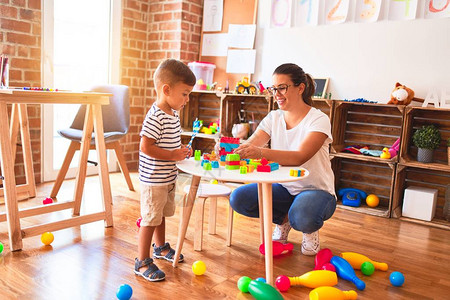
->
xmin=229 ymin=183 xmax=336 ymax=234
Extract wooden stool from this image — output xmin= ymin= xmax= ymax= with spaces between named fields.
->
xmin=182 ymin=183 xmax=233 ymax=251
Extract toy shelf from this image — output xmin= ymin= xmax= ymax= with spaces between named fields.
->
xmin=399 ymin=106 xmax=450 ymax=171
xmin=219 ymin=93 xmax=272 ymax=138
xmin=331 ymin=101 xmax=406 ymax=165
xmin=391 ymin=165 xmax=450 ymax=230
xmin=331 ymin=157 xmax=395 ymax=218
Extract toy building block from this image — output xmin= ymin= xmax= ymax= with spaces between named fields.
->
xmin=226 ymin=164 xmax=240 ymax=170
xmin=257 ymin=165 xmax=271 ymax=172
xmin=268 ymin=162 xmax=279 ymax=171
xmin=240 ymin=160 xmax=247 ymax=166
xmin=226 ymin=160 xmax=241 ymax=166
xmin=289 ymin=169 xmax=305 ymax=177
xmin=211 ymin=161 xmax=219 ymax=168
xmin=246 ymin=164 xmax=255 ymax=173
xmin=260 ymin=158 xmax=268 ymax=165
xmin=226 ymin=153 xmax=240 ymax=161
xmin=203 ymin=162 xmax=212 ymax=170
xmin=201 ymin=159 xmax=210 ymax=167
xmin=240 ymin=166 xmax=248 ymax=174
xmin=194 ymin=150 xmax=201 ymax=161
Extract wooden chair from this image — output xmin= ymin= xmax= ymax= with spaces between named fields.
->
xmin=50 ymin=85 xmax=134 ymax=198
xmin=182 ymin=183 xmax=233 ymax=251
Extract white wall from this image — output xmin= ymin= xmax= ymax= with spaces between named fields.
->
xmin=254 ymin=0 xmax=450 ymax=102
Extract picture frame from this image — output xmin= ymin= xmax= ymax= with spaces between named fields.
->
xmin=313 ymin=77 xmax=329 ymax=98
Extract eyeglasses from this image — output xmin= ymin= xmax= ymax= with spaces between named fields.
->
xmin=267 ymin=84 xmax=297 ymax=96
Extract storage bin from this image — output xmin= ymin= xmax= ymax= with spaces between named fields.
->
xmin=402 ymin=186 xmax=438 ymax=221
xmin=188 ymin=61 xmax=216 ymax=90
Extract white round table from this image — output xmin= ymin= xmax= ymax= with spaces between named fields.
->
xmin=173 ymin=158 xmax=309 ymax=285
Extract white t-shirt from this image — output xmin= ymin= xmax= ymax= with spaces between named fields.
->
xmin=258 ymin=107 xmax=335 ymax=196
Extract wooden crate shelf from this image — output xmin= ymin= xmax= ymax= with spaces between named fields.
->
xmin=399 ymin=106 xmax=450 ymax=169
xmin=220 ymin=93 xmax=272 ymax=137
xmin=331 ymin=157 xmax=396 ymax=218
xmin=391 ymin=165 xmax=450 ymax=230
xmin=331 ymin=102 xmax=405 ymax=164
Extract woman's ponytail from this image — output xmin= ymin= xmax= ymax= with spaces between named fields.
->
xmin=303 ymin=73 xmax=315 ymax=106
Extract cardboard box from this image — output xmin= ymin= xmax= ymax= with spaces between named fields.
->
xmin=402 ymin=186 xmax=438 ymax=221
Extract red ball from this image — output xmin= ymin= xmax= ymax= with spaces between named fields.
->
xmin=275 ymin=275 xmax=290 ymax=292
xmin=43 ymin=197 xmax=53 ymax=205
xmin=136 ymin=217 xmax=142 ymax=228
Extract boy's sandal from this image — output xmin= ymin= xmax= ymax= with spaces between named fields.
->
xmin=152 ymin=242 xmax=184 ymax=263
xmin=134 ymin=257 xmax=165 ymax=282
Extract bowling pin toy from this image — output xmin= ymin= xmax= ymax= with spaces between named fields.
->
xmin=275 ymin=270 xmax=338 ymax=291
xmin=259 ymin=241 xmax=293 ymax=256
xmin=340 ymin=252 xmax=388 ymax=271
xmin=314 ymin=248 xmax=334 ymax=271
xmin=248 ymin=280 xmax=284 ymax=300
xmin=309 ymin=286 xmax=358 ymax=300
xmin=330 ymin=256 xmax=366 ymax=291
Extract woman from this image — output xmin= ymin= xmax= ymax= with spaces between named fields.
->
xmin=230 ymin=63 xmax=336 ymax=255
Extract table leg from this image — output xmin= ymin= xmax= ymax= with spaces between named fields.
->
xmin=0 ymin=102 xmax=23 ymax=251
xmin=92 ymin=104 xmax=113 ymax=227
xmin=261 ymin=182 xmax=273 ymax=285
xmin=73 ymin=104 xmax=94 ymax=216
xmin=173 ymin=175 xmax=201 ymax=267
xmin=18 ymin=104 xmax=36 ymax=198
xmin=257 ymin=183 xmax=264 ymax=244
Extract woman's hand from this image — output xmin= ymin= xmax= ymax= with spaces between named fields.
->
xmin=234 ymin=143 xmax=261 ymax=159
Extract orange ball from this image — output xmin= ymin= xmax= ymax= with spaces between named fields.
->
xmin=41 ymin=232 xmax=54 ymax=245
xmin=366 ymin=194 xmax=379 ymax=208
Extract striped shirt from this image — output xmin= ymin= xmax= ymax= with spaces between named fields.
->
xmin=139 ymin=104 xmax=181 ymax=185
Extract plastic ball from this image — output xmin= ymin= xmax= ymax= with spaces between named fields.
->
xmin=116 ymin=284 xmax=133 ymax=300
xmin=390 ymin=271 xmax=405 ymax=287
xmin=41 ymin=232 xmax=54 ymax=245
xmin=361 ymin=261 xmax=375 ymax=276
xmin=43 ymin=197 xmax=53 ymax=205
xmin=210 ymin=179 xmax=218 ymax=184
xmin=136 ymin=217 xmax=142 ymax=228
xmin=275 ymin=275 xmax=291 ymax=292
xmin=255 ymin=277 xmax=266 ymax=283
xmin=237 ymin=276 xmax=252 ymax=293
xmin=192 ymin=260 xmax=206 ymax=275
xmin=366 ymin=194 xmax=379 ymax=208
xmin=0 ymin=242 xmax=3 ymax=254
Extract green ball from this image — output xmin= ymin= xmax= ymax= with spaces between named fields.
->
xmin=0 ymin=242 xmax=3 ymax=254
xmin=237 ymin=276 xmax=252 ymax=293
xmin=361 ymin=261 xmax=375 ymax=276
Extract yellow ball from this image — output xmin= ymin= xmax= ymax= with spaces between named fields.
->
xmin=41 ymin=232 xmax=54 ymax=245
xmin=366 ymin=194 xmax=379 ymax=208
xmin=192 ymin=260 xmax=206 ymax=275
xmin=210 ymin=179 xmax=218 ymax=184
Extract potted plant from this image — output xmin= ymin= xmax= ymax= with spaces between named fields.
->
xmin=412 ymin=125 xmax=441 ymax=163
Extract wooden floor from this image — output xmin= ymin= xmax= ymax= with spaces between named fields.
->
xmin=0 ymin=172 xmax=449 ymax=300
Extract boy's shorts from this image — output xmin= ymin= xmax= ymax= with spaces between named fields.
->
xmin=140 ymin=182 xmax=176 ymax=227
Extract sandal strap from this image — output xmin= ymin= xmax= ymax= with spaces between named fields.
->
xmin=142 ymin=262 xmax=165 ymax=280
xmin=135 ymin=257 xmax=154 ymax=269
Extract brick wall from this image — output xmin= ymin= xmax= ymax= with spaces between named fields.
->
xmin=122 ymin=0 xmax=203 ymax=170
xmin=1 ymin=0 xmax=203 ymax=182
xmin=1 ymin=0 xmax=42 ymax=185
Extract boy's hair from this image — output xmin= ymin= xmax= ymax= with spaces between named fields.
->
xmin=273 ymin=63 xmax=315 ymax=106
xmin=154 ymin=59 xmax=196 ymax=89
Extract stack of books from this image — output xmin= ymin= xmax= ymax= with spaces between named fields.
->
xmin=0 ymin=54 xmax=9 ymax=88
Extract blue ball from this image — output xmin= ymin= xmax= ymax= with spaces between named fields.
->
xmin=390 ymin=271 xmax=405 ymax=287
xmin=255 ymin=277 xmax=266 ymax=283
xmin=116 ymin=284 xmax=133 ymax=300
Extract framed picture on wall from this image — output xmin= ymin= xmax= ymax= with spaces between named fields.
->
xmin=313 ymin=78 xmax=329 ymax=98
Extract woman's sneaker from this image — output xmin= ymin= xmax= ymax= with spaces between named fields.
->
xmin=272 ymin=222 xmax=292 ymax=244
xmin=301 ymin=231 xmax=320 ymax=256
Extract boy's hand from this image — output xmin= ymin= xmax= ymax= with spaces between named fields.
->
xmin=172 ymin=145 xmax=191 ymax=161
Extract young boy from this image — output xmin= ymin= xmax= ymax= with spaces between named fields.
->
xmin=135 ymin=59 xmax=195 ymax=282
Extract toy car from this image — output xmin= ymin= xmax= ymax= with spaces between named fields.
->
xmin=235 ymin=76 xmax=257 ymax=95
